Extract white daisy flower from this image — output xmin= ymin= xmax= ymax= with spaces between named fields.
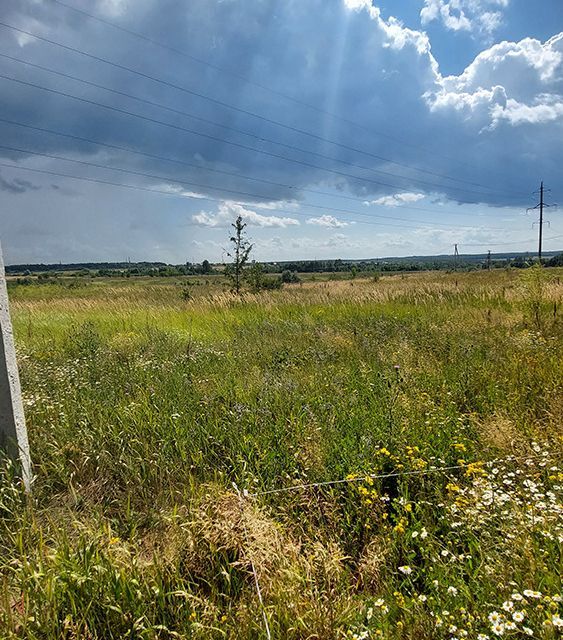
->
xmin=512 ymin=611 xmax=525 ymax=622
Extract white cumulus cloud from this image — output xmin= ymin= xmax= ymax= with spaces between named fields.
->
xmin=420 ymin=0 xmax=509 ymax=37
xmin=425 ymin=32 xmax=563 ymax=131
xmin=365 ymin=192 xmax=426 ymax=206
xmin=306 ymin=215 xmax=350 ymax=227
xmin=192 ymin=202 xmax=300 ymax=228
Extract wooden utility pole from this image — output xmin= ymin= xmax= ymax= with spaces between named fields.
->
xmin=487 ymin=250 xmax=491 ymax=271
xmin=0 ymin=241 xmax=31 ymax=490
xmin=453 ymin=243 xmax=459 ymax=272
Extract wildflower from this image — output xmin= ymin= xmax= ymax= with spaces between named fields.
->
xmin=418 ymin=594 xmax=427 ymax=602
xmin=420 ymin=527 xmax=428 ymax=539
xmin=366 ymin=607 xmax=373 ymax=621
xmin=446 ymin=482 xmax=461 ymax=493
xmin=398 ymin=565 xmax=412 ymax=575
xmin=511 ymin=593 xmax=523 ymax=601
xmin=448 ymin=625 xmax=458 ymax=634
xmin=504 ymin=621 xmax=516 ymax=631
xmin=491 ymin=622 xmax=505 ymax=636
xmin=394 ymin=519 xmax=407 ymax=534
xmin=512 ymin=611 xmax=525 ymax=622
xmin=522 ymin=627 xmax=533 ymax=636
xmin=502 ymin=601 xmax=513 ymax=612
xmin=488 ymin=612 xmax=502 ymax=624
xmin=447 ymin=586 xmax=458 ymax=596
xmin=411 ymin=531 xmax=419 ymax=539
xmin=374 ymin=598 xmax=385 ymax=607
xmin=477 ymin=635 xmax=490 ymax=640
xmin=552 ymin=614 xmax=563 ymax=627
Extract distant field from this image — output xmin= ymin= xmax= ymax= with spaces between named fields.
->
xmin=1 ymin=269 xmax=562 ymax=639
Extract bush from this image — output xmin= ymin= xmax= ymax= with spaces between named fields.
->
xmin=281 ymin=270 xmax=300 ymax=284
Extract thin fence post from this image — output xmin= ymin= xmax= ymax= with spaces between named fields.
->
xmin=233 ymin=482 xmax=272 ymax=640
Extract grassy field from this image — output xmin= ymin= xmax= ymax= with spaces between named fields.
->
xmin=1 ymin=268 xmax=562 ymax=639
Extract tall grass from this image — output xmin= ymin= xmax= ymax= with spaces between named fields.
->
xmin=1 ymin=270 xmax=562 ymax=638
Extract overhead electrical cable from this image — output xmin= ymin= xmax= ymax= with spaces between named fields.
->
xmin=0 ymin=161 xmax=485 ymax=234
xmin=0 ymin=21 xmax=528 ymax=199
xmin=0 ymin=144 xmax=504 ymax=230
xmin=0 ymin=117 xmax=511 ymax=220
xmin=0 ymin=72 xmax=526 ymax=205
xmin=48 ymin=0 xmax=525 ymax=185
xmin=0 ymin=52 xmax=513 ymax=197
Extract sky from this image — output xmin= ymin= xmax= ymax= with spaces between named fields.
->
xmin=0 ymin=0 xmax=562 ymax=264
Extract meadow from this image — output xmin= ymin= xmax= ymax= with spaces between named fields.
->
xmin=0 ymin=268 xmax=562 ymax=639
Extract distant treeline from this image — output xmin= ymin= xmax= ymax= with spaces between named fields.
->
xmin=6 ymin=252 xmax=563 ymax=278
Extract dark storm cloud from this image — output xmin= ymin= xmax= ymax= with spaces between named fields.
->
xmin=0 ymin=171 xmax=40 ymax=194
xmin=0 ymin=0 xmax=560 ymax=212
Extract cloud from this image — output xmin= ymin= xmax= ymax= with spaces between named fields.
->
xmin=420 ymin=0 xmax=509 ymax=37
xmin=157 ymin=184 xmax=208 ymax=199
xmin=192 ymin=202 xmax=300 ymax=228
xmin=306 ymin=215 xmax=350 ymax=227
xmin=0 ymin=0 xmax=561 ymax=263
xmin=426 ymin=33 xmax=563 ymax=129
xmin=365 ymin=192 xmax=426 ymax=206
xmin=0 ymin=172 xmax=40 ymax=194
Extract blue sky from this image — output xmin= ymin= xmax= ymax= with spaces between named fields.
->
xmin=0 ymin=0 xmax=562 ymax=264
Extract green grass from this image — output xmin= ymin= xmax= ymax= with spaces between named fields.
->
xmin=1 ymin=269 xmax=562 ymax=639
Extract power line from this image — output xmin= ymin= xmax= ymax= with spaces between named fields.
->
xmin=0 ymin=117 xmax=511 ymax=220
xmin=0 ymin=71 xmax=526 ymax=207
xmin=0 ymin=161 xmax=470 ymax=233
xmin=47 ymin=0 xmax=525 ymax=186
xmin=0 ymin=21 xmax=527 ymax=200
xmin=4 ymin=160 xmax=554 ymax=247
xmin=0 ymin=52 xmax=515 ymax=198
xmin=459 ymin=239 xmax=543 ymax=247
xmin=0 ymin=145 xmax=501 ymax=230
xmin=4 ymin=163 xmax=559 ymax=254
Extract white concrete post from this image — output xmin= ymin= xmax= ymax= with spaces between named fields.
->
xmin=0 ymin=241 xmax=31 ymax=491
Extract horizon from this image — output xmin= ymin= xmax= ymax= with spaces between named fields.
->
xmin=6 ymin=248 xmax=562 ymax=270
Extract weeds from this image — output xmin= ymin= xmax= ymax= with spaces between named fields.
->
xmin=1 ymin=270 xmax=561 ymax=638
